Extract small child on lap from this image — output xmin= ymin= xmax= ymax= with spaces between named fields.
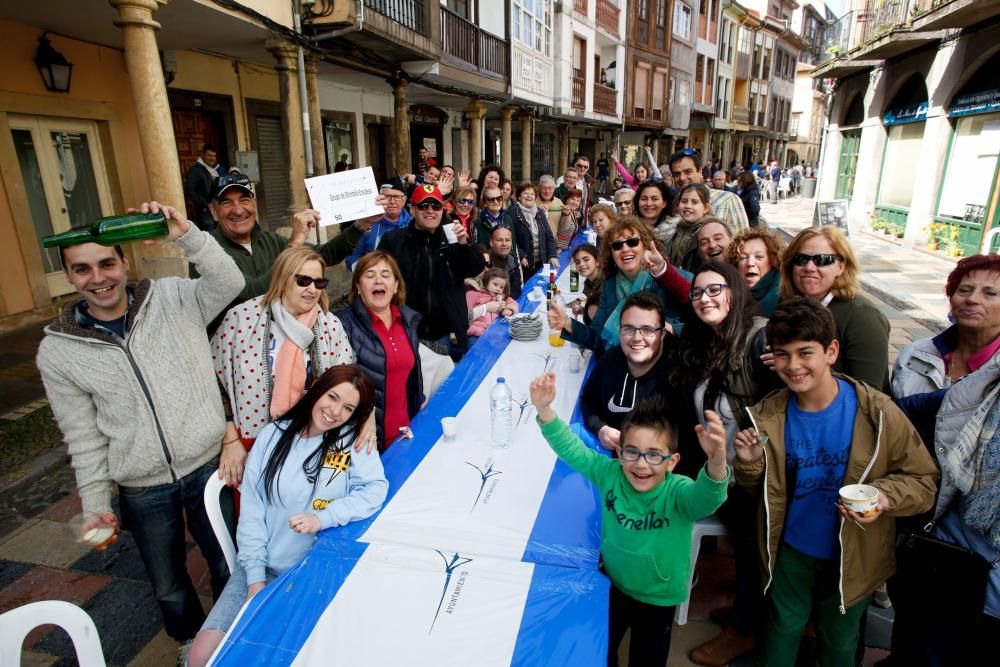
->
xmin=530 ymin=372 xmax=730 ymax=667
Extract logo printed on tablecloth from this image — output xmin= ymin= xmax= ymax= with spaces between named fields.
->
xmin=465 ymin=458 xmax=504 ymax=512
xmin=430 ymin=551 xmax=474 ymax=633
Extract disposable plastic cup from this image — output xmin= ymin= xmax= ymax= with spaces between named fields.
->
xmin=441 ymin=417 xmax=458 ymax=442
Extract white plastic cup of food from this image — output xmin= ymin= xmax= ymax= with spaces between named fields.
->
xmin=442 ymin=222 xmax=459 ymax=244
xmin=441 ymin=417 xmax=458 ymax=442
xmin=839 ymin=484 xmax=880 ymax=517
xmin=68 ymin=512 xmax=118 ymax=550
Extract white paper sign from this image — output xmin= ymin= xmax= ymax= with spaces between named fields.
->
xmin=304 ymin=167 xmax=384 ymax=227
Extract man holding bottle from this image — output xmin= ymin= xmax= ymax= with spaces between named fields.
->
xmin=36 ymin=203 xmax=245 ymax=659
xmin=199 ymin=173 xmax=381 ymax=331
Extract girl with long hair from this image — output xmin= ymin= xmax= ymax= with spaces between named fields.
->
xmin=674 ymin=261 xmax=781 ymax=666
xmin=664 ymin=183 xmax=713 ymax=272
xmin=188 ymin=364 xmax=387 ymax=667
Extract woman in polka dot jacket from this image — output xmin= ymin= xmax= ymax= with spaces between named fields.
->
xmin=211 ymin=247 xmax=359 ymax=474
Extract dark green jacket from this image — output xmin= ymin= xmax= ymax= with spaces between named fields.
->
xmin=196 ymin=222 xmax=363 ymax=332
xmin=829 ymin=295 xmax=891 ymax=394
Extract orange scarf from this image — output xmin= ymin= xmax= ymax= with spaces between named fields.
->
xmin=269 ymin=305 xmax=319 ymax=419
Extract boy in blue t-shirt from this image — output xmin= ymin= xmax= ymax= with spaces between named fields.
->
xmin=733 ymin=298 xmax=938 ymax=667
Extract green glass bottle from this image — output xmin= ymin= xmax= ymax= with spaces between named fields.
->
xmin=42 ymin=212 xmax=168 ymax=249
xmin=569 ymin=266 xmax=579 ymax=293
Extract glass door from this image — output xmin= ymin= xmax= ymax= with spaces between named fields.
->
xmin=9 ymin=116 xmax=114 ymax=297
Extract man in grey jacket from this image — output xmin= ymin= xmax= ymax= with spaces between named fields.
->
xmin=36 ymin=202 xmax=245 ymax=648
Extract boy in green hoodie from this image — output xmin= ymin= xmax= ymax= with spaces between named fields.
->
xmin=530 ymin=372 xmax=730 ymax=667
xmin=732 ymin=297 xmax=938 ymax=667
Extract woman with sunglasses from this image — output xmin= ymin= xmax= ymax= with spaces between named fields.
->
xmin=448 ymin=186 xmax=478 ymax=241
xmin=549 ymin=217 xmax=678 ymax=353
xmin=780 ymin=226 xmax=891 ymax=392
xmin=475 ymin=185 xmax=508 ymax=244
xmin=187 ymin=364 xmax=387 ymax=667
xmin=212 ymin=247 xmax=366 ymax=473
xmin=674 ymin=261 xmax=782 ymax=666
xmin=509 ymin=181 xmax=559 ymax=277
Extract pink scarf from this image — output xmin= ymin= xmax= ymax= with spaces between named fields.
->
xmin=269 ymin=304 xmax=319 ymax=419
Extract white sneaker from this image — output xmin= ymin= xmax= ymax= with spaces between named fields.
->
xmin=872 ymin=582 xmax=892 ymax=609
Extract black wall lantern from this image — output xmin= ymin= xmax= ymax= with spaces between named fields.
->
xmin=35 ymin=34 xmax=73 ymax=94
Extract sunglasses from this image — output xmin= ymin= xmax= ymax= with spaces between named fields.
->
xmin=484 ymin=195 xmax=504 ymax=203
xmin=610 ymin=236 xmax=642 ymax=251
xmin=457 ymin=198 xmax=476 ymax=207
xmin=792 ymin=253 xmax=843 ymax=268
xmin=294 ymin=274 xmax=330 ymax=289
xmin=689 ymin=283 xmax=728 ymax=301
xmin=416 ymin=201 xmax=443 ymax=211
xmin=616 ymin=200 xmax=633 ymax=207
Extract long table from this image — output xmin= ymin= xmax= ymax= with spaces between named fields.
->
xmin=210 ymin=252 xmax=608 ymax=666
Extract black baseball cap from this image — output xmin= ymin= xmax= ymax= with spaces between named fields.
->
xmin=212 ymin=173 xmax=254 ymax=200
xmin=380 ymin=176 xmax=408 ymax=194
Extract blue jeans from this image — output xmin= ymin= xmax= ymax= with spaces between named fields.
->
xmin=119 ymin=462 xmax=234 ymax=641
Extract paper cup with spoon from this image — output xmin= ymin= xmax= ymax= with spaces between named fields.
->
xmin=838 ymin=484 xmax=880 ymax=518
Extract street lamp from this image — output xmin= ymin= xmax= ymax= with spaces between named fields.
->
xmin=34 ymin=34 xmax=73 ymax=94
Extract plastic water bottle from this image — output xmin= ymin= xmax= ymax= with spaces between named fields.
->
xmin=490 ymin=377 xmax=513 ymax=449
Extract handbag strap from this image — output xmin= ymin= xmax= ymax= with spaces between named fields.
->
xmin=921 ymin=519 xmax=1000 ymax=568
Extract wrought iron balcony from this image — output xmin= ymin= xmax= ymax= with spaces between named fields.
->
xmin=440 ymin=6 xmax=509 ymax=80
xmin=364 ymin=0 xmax=426 ymax=34
xmin=815 ymin=9 xmax=856 ymax=66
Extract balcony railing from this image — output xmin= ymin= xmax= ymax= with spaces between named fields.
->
xmin=594 ymin=83 xmax=617 ymax=115
xmin=364 ymin=0 xmax=426 ymax=34
xmin=733 ymin=105 xmax=750 ymax=124
xmin=440 ymin=6 xmax=509 ymax=79
xmin=816 ymin=10 xmax=856 ymax=66
xmin=858 ymin=0 xmax=931 ymax=45
xmin=596 ymin=0 xmax=620 ymax=36
xmin=574 ymin=0 xmax=589 ymax=15
xmin=572 ymin=73 xmax=586 ymax=109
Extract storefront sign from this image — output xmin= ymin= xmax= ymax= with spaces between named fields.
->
xmin=813 ymin=199 xmax=850 ymax=235
xmin=883 ymin=102 xmax=928 ymax=126
xmin=305 ymin=167 xmax=384 ymax=226
xmin=948 ymin=89 xmax=1000 ymax=118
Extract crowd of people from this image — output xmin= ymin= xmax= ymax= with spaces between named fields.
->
xmin=36 ymin=144 xmax=997 ymax=667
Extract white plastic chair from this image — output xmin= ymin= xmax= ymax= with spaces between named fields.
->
xmin=981 ymin=226 xmax=1000 ymax=254
xmin=0 ymin=600 xmax=106 ymax=666
xmin=675 ymin=514 xmax=728 ymax=625
xmin=204 ymin=471 xmax=237 ymax=574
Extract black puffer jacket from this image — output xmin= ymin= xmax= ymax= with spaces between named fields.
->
xmin=506 ymin=205 xmax=558 ymax=276
xmin=336 ymin=298 xmax=425 ymax=449
xmin=379 ymin=222 xmax=486 ymax=348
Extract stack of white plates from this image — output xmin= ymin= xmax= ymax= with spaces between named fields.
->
xmin=508 ymin=312 xmax=544 ymax=341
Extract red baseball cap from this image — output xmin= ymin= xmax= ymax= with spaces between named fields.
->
xmin=410 ymin=184 xmax=444 ymax=205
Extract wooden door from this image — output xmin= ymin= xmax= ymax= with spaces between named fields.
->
xmin=173 ymin=110 xmax=221 ymax=219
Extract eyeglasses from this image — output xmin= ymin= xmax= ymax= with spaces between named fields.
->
xmin=688 ymin=283 xmax=728 ymax=300
xmin=610 ymin=236 xmax=642 ymax=251
xmin=575 ymin=163 xmax=589 ymax=170
xmin=458 ymin=198 xmax=476 ymax=207
xmin=416 ymin=201 xmax=443 ymax=211
xmin=620 ymin=446 xmax=671 ymax=465
xmin=791 ymin=253 xmax=843 ymax=268
xmin=620 ymin=325 xmax=663 ymax=339
xmin=294 ymin=274 xmax=330 ymax=289
xmin=484 ymin=195 xmax=503 ymax=203
xmin=384 ymin=194 xmax=406 ymax=202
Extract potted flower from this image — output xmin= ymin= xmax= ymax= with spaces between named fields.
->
xmin=946 ymin=224 xmax=964 ymax=258
xmin=925 ymin=223 xmax=944 ymax=250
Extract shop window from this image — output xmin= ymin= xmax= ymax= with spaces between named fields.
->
xmin=937 ymin=112 xmax=1000 ymax=222
xmin=877 ymin=122 xmax=925 ymax=209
